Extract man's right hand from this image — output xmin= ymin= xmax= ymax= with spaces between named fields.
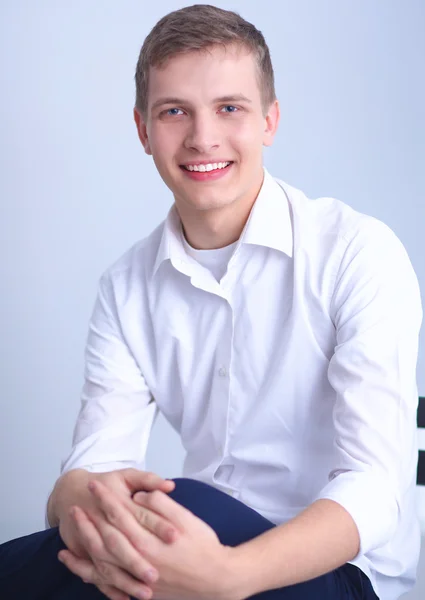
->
xmin=48 ymin=468 xmax=177 ymax=600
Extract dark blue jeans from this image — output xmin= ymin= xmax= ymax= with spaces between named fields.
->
xmin=0 ymin=477 xmax=379 ymax=599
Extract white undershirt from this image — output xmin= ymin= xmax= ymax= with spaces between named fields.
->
xmin=181 ymin=233 xmax=238 ymax=282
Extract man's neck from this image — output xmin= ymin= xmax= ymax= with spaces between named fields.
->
xmin=181 ymin=208 xmax=248 ymax=250
xmin=176 ymin=172 xmax=264 ymax=250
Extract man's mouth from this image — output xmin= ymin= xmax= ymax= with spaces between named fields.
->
xmin=180 ymin=161 xmax=233 ymax=173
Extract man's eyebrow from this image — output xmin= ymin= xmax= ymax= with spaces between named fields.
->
xmin=150 ymin=94 xmax=252 ymax=112
xmin=150 ymin=97 xmax=185 ymax=112
xmin=213 ymin=94 xmax=252 ymax=105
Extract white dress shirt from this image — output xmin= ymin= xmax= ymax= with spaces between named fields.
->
xmin=54 ymin=169 xmax=422 ymax=600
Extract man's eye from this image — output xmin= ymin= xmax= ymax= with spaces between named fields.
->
xmin=221 ymin=105 xmax=239 ymax=113
xmin=166 ymin=108 xmax=183 ymax=116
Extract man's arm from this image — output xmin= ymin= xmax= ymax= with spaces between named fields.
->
xmin=228 ymin=218 xmax=422 ymax=597
xmin=56 ymin=271 xmax=158 ymax=481
xmin=48 ymin=271 xmax=174 ymax=599
xmin=47 ymin=270 xmax=158 ymax=527
xmin=225 ymin=499 xmax=358 ymax=598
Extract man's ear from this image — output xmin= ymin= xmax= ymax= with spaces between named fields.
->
xmin=134 ymin=107 xmax=152 ymax=155
xmin=263 ymin=99 xmax=280 ymax=148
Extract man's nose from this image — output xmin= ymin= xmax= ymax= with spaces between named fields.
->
xmin=184 ymin=115 xmax=220 ymax=153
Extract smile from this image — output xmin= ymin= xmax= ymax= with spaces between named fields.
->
xmin=180 ymin=161 xmax=234 ymax=181
xmin=182 ymin=161 xmax=232 ymax=172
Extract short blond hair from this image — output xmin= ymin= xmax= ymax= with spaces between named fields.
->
xmin=135 ymin=4 xmax=276 ymax=118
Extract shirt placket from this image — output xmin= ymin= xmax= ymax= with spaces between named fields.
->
xmin=211 ymin=267 xmax=241 ymax=498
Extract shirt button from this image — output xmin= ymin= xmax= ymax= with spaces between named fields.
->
xmin=218 ymin=366 xmax=228 ymax=377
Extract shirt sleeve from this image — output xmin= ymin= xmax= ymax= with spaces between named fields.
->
xmin=45 ymin=271 xmax=158 ymax=528
xmin=315 ymin=218 xmax=422 ymax=555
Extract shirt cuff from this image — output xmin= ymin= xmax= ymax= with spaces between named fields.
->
xmin=314 ymin=470 xmax=400 ymax=555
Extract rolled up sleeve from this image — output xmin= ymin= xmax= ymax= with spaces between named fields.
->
xmin=316 ymin=218 xmax=422 ymax=555
xmin=45 ymin=271 xmax=158 ymax=528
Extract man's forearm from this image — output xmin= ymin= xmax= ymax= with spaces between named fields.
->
xmin=47 ymin=469 xmax=91 ymax=527
xmin=227 ymin=499 xmax=360 ymax=599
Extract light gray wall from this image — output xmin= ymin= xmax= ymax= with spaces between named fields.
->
xmin=1 ymin=3 xmax=424 ymax=587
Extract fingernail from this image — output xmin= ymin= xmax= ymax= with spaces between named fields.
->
xmin=134 ymin=492 xmax=146 ymax=503
xmin=145 ymin=569 xmax=158 ymax=583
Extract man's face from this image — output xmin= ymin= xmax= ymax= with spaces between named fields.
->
xmin=134 ymin=44 xmax=279 ymax=216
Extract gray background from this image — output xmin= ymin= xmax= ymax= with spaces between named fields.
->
xmin=1 ymin=1 xmax=424 ymax=597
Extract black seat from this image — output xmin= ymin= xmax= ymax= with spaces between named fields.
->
xmin=417 ymin=396 xmax=425 ymax=486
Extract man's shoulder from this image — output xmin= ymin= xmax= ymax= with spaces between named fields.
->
xmin=275 ymin=176 xmax=397 ymax=249
xmin=100 ymin=219 xmax=165 ymax=286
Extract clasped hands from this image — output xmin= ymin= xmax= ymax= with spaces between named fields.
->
xmin=57 ymin=476 xmax=238 ymax=600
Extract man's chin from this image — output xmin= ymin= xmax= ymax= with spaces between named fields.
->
xmin=178 ymin=196 xmax=234 ymax=213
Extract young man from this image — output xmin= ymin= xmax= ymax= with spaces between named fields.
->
xmin=0 ymin=4 xmax=422 ymax=600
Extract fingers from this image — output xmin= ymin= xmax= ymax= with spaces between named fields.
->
xmin=58 ymin=550 xmax=128 ymax=600
xmin=59 ymin=550 xmax=151 ymax=600
xmin=58 ymin=547 xmax=96 ymax=583
xmin=97 ymin=583 xmax=131 ymax=600
xmin=67 ymin=505 xmax=157 ymax=598
xmin=73 ymin=504 xmax=159 ymax=581
xmin=89 ymin=479 xmax=179 ymax=545
xmin=122 ymin=469 xmax=175 ymax=494
xmin=133 ymin=489 xmax=194 ymax=531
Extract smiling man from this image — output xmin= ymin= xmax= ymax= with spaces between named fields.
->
xmin=135 ymin=39 xmax=277 ymax=252
xmin=0 ymin=4 xmax=422 ymax=600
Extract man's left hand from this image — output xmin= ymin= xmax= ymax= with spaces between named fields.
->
xmin=59 ymin=480 xmax=239 ymax=600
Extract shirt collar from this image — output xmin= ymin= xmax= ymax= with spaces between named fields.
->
xmin=239 ymin=168 xmax=293 ymax=257
xmin=153 ymin=204 xmax=187 ymax=276
xmin=153 ymin=167 xmax=293 ymax=277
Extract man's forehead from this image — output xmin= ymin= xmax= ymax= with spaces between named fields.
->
xmin=145 ymin=46 xmax=261 ymax=115
xmin=150 ymin=43 xmax=254 ymax=74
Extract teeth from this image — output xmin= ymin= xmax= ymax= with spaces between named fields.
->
xmin=184 ymin=162 xmax=231 ymax=172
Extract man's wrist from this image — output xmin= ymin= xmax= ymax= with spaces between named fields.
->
xmin=47 ymin=469 xmax=91 ymax=527
xmin=46 ymin=490 xmax=59 ymax=528
xmin=219 ymin=545 xmax=257 ymax=600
